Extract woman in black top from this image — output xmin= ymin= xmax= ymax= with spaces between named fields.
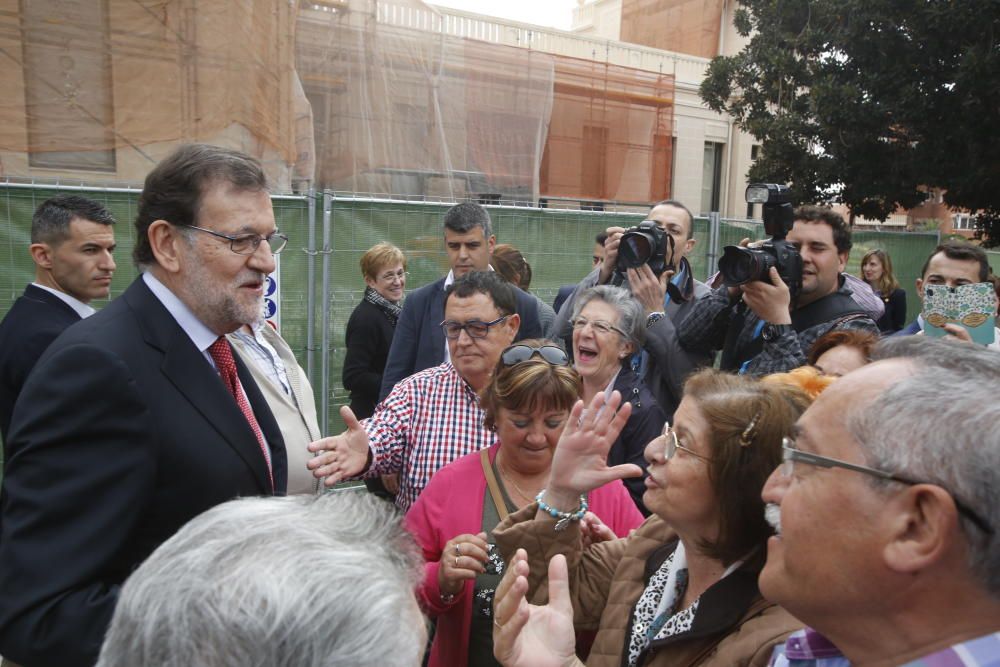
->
xmin=343 ymin=242 xmax=407 ymax=418
xmin=861 ymin=248 xmax=906 ymax=334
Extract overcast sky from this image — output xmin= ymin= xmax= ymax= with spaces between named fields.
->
xmin=428 ymin=0 xmax=579 ymax=30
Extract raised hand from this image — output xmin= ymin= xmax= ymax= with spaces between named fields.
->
xmin=493 ymin=550 xmax=580 ymax=667
xmin=626 ymin=264 xmax=673 ymax=315
xmin=544 ymin=391 xmax=641 ymax=510
xmin=597 ymin=226 xmax=626 ymax=285
xmin=438 ymin=532 xmax=489 ymax=596
xmin=307 ymin=406 xmax=371 ymax=486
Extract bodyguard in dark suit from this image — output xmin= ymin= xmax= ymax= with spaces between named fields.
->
xmin=0 ymin=195 xmax=117 ymax=445
xmin=0 ymin=145 xmax=288 ymax=667
xmin=378 ymin=202 xmax=543 ymax=400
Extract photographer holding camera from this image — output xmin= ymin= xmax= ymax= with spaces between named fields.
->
xmin=677 ymin=190 xmax=878 ymax=375
xmin=552 ymin=200 xmax=712 ymax=419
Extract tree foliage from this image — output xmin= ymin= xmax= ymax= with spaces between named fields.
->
xmin=701 ymin=0 xmax=1000 ymax=245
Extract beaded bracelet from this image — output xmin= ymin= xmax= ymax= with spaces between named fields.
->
xmin=535 ymin=490 xmax=588 ymax=531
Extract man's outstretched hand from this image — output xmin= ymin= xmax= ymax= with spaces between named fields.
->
xmin=307 ymin=406 xmax=371 ymax=486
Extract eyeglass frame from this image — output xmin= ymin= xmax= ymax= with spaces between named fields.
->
xmin=660 ymin=421 xmax=713 ymax=462
xmin=500 ymin=344 xmax=570 ymax=368
xmin=375 ymin=269 xmax=409 ymax=284
xmin=439 ymin=314 xmax=509 ymax=340
xmin=569 ymin=316 xmax=629 ymax=339
xmin=179 ymin=223 xmax=288 ymax=255
xmin=781 ymin=438 xmax=993 ymax=535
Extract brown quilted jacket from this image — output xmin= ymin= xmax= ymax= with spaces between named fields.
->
xmin=493 ymin=505 xmax=801 ymax=667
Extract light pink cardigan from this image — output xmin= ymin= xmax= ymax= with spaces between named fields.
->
xmin=404 ymin=444 xmax=645 ymax=667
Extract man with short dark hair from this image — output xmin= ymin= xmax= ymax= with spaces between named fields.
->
xmin=310 ymin=271 xmax=519 ymax=511
xmin=761 ymin=336 xmax=1000 ymax=665
xmin=378 ymin=202 xmax=542 ymax=400
xmin=678 ymin=205 xmax=878 ymax=375
xmin=0 ymin=144 xmax=288 ymax=666
xmin=0 ymin=195 xmax=116 ymax=444
xmin=896 ymin=239 xmax=992 ymax=338
xmin=552 ymin=199 xmax=712 ymax=419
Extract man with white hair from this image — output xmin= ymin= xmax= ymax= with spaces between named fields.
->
xmin=761 ymin=336 xmax=999 ymax=665
xmin=97 ymin=492 xmax=427 ymax=667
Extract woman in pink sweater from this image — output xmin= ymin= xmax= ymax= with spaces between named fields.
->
xmin=405 ymin=341 xmax=644 ymax=667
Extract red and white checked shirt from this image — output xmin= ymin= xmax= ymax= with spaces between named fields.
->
xmin=363 ymin=363 xmax=497 ymax=511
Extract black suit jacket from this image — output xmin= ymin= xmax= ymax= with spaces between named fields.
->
xmin=378 ymin=276 xmax=544 ymax=400
xmin=0 ymin=284 xmax=83 ymax=446
xmin=0 ymin=277 xmax=287 ymax=667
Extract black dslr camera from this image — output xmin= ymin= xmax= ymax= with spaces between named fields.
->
xmin=718 ymin=184 xmax=803 ymax=300
xmin=614 ymin=220 xmax=676 ymax=283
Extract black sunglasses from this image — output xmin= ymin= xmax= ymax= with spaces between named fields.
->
xmin=500 ymin=344 xmax=570 ymax=367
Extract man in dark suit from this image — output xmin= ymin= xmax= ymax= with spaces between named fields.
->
xmin=552 ymin=231 xmax=607 ymax=314
xmin=0 ymin=195 xmax=117 ymax=446
xmin=0 ymin=144 xmax=288 ymax=667
xmin=378 ymin=202 xmax=542 ymax=400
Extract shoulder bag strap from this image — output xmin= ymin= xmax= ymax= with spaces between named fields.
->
xmin=480 ymin=448 xmax=510 ymax=521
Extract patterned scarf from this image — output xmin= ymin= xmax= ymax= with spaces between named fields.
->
xmin=364 ymin=286 xmax=402 ymax=326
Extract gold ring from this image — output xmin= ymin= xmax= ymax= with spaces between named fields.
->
xmin=494 ymin=620 xmax=503 ymax=629
xmin=454 ymin=556 xmax=460 ymax=568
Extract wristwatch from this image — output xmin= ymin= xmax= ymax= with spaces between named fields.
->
xmin=646 ymin=311 xmax=666 ymax=329
xmin=761 ymin=323 xmax=793 ymax=342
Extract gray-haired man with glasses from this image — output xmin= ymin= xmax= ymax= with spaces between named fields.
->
xmin=0 ymin=144 xmax=289 ymax=667
xmin=760 ymin=336 xmax=999 ymax=665
xmin=309 ymin=271 xmax=522 ymax=511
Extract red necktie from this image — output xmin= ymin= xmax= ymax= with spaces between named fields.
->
xmin=208 ymin=337 xmax=274 ymax=490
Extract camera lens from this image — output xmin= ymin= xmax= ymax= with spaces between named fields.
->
xmin=619 ymin=233 xmax=651 ymax=269
xmin=719 ymin=246 xmax=764 ymax=285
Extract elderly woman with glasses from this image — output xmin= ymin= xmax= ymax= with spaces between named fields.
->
xmin=491 ymin=369 xmax=811 ymax=667
xmin=405 ymin=339 xmax=644 ymax=667
xmin=344 ymin=243 xmax=408 ymax=498
xmin=570 ymin=285 xmax=665 ymax=514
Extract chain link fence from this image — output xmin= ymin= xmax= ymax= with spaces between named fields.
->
xmin=1 ymin=184 xmax=943 ymax=438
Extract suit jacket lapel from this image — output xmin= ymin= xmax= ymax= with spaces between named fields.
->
xmin=23 ymin=284 xmax=83 ymax=320
xmin=123 ymin=279 xmax=275 ymax=495
xmin=429 ymin=279 xmax=446 ymax=359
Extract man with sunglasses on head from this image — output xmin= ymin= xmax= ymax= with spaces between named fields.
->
xmin=0 ymin=144 xmax=289 ymax=667
xmin=309 ymin=271 xmax=524 ymax=511
xmin=761 ymin=336 xmax=999 ymax=666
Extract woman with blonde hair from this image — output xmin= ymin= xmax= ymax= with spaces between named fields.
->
xmin=860 ymin=248 xmax=906 ymax=333
xmin=405 ymin=340 xmax=643 ymax=666
xmin=492 ymin=369 xmax=811 ymax=667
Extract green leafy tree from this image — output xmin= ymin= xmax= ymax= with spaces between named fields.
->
xmin=701 ymin=0 xmax=1000 ymax=245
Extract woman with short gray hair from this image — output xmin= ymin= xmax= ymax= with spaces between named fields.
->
xmin=570 ymin=285 xmax=664 ymax=514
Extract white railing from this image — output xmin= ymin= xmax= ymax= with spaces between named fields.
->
xmin=375 ymin=2 xmax=709 ymax=84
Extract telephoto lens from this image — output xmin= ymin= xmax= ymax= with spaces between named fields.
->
xmin=718 ymin=245 xmax=775 ymax=286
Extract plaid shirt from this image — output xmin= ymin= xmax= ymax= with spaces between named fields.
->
xmin=363 ymin=362 xmax=497 ymax=511
xmin=770 ymin=628 xmax=1000 ymax=667
xmin=677 ymin=285 xmax=879 ymax=376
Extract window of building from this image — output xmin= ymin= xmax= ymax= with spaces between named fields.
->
xmin=746 ymin=144 xmax=761 ymax=219
xmin=953 ymin=213 xmax=977 ymax=231
xmin=23 ymin=0 xmax=116 ymax=171
xmin=701 ymin=141 xmax=724 ymax=214
xmin=582 ymin=124 xmax=609 ymax=200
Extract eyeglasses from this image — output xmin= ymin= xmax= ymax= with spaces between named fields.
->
xmin=500 ymin=344 xmax=570 ymax=367
xmin=781 ymin=438 xmax=993 ymax=535
xmin=570 ymin=316 xmax=628 ymax=338
xmin=182 ymin=224 xmax=288 ymax=255
xmin=440 ymin=315 xmax=509 ymax=340
xmin=661 ymin=422 xmax=713 ymax=462
xmin=378 ymin=269 xmax=408 ymax=283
